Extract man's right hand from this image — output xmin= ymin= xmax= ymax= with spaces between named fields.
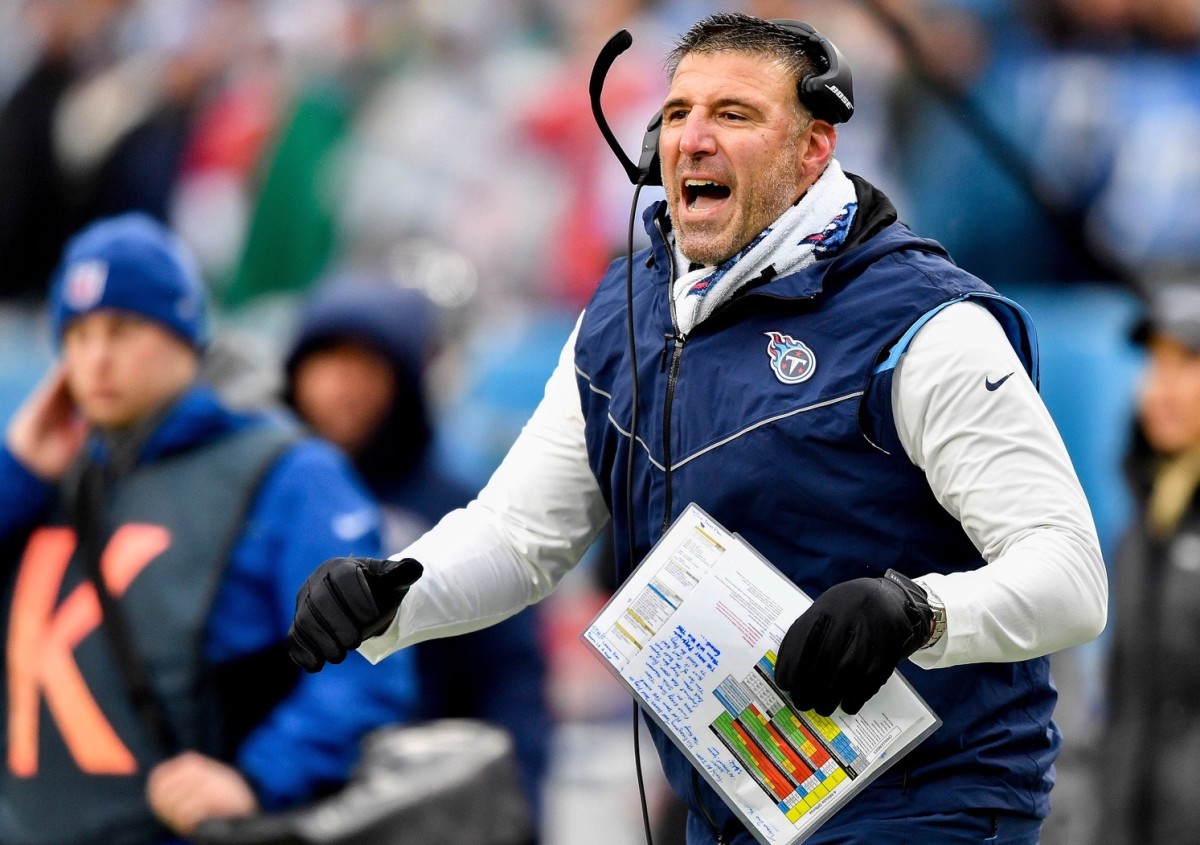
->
xmin=5 ymin=365 xmax=88 ymax=481
xmin=287 ymin=556 xmax=423 ymax=673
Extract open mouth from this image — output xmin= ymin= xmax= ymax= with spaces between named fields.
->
xmin=683 ymin=178 xmax=732 ymax=212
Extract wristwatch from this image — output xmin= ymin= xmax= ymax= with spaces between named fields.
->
xmin=918 ymin=581 xmax=947 ymax=649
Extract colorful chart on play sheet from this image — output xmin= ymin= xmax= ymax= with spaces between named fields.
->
xmin=710 ymin=652 xmax=860 ymax=825
xmin=581 ymin=504 xmax=940 ymax=845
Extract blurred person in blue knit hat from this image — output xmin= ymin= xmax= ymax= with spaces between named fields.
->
xmin=284 ymin=278 xmax=550 ymax=830
xmin=0 ymin=212 xmax=421 ymax=844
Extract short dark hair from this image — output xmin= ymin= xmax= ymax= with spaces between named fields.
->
xmin=666 ymin=13 xmax=818 ymax=90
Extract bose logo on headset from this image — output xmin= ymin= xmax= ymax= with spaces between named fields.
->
xmin=825 ymin=84 xmax=853 ymax=113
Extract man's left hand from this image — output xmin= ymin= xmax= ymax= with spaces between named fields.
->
xmin=146 ymin=751 xmax=259 ymax=837
xmin=774 ymin=571 xmax=933 ymax=716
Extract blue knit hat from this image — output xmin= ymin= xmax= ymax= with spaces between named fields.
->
xmin=49 ymin=212 xmax=207 ymax=348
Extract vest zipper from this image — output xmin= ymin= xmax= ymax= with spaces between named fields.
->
xmin=661 ymin=221 xmax=685 ymax=534
xmin=661 ymin=330 xmax=684 ymax=533
xmin=655 ymin=215 xmax=686 ymax=535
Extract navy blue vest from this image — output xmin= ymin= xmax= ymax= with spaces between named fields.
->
xmin=0 ymin=426 xmax=294 ymax=845
xmin=575 ymin=204 xmax=1057 ymax=832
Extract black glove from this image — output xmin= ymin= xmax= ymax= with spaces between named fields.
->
xmin=287 ymin=557 xmax=423 ymax=673
xmin=774 ymin=570 xmax=933 ymax=716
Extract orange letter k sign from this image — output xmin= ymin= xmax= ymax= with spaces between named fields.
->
xmin=6 ymin=524 xmax=171 ymax=776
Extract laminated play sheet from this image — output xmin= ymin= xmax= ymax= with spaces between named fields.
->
xmin=581 ymin=504 xmax=940 ymax=845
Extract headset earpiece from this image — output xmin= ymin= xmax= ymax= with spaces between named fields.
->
xmin=637 ymin=113 xmax=663 ymax=187
xmin=769 ymin=19 xmax=855 ymax=124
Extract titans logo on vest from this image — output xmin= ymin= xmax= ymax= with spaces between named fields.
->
xmin=765 ymin=332 xmax=816 ymax=384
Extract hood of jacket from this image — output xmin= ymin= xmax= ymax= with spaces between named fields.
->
xmin=283 ymin=280 xmax=435 ymax=489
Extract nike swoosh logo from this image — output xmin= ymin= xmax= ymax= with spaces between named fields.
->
xmin=985 ymin=372 xmax=1014 ymax=391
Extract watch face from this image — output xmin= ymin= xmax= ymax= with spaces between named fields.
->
xmin=922 ymin=592 xmax=947 ymax=648
xmin=931 ymin=612 xmax=947 ymax=641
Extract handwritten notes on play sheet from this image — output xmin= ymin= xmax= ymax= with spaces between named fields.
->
xmin=582 ymin=504 xmax=940 ymax=845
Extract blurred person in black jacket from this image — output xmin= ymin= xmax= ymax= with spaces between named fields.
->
xmin=283 ymin=278 xmax=551 ymax=829
xmin=1101 ymin=282 xmax=1200 ymax=844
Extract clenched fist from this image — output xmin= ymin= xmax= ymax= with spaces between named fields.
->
xmin=287 ymin=556 xmax=423 ymax=672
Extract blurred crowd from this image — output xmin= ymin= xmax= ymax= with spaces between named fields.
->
xmin=3 ymin=0 xmax=1200 ymax=843
xmin=3 ymin=0 xmax=1200 ymax=312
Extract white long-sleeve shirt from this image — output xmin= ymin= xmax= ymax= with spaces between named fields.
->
xmin=360 ymin=300 xmax=1107 ymax=670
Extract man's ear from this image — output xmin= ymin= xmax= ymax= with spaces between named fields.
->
xmin=801 ymin=121 xmax=837 ymax=184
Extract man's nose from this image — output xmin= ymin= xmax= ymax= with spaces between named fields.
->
xmin=678 ymin=113 xmax=717 ymax=158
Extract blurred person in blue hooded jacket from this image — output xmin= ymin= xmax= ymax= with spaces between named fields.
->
xmin=0 ymin=213 xmax=421 ymax=845
xmin=283 ymin=278 xmax=550 ymax=826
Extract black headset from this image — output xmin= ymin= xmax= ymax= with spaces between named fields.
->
xmin=589 ymin=19 xmax=854 ymax=187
